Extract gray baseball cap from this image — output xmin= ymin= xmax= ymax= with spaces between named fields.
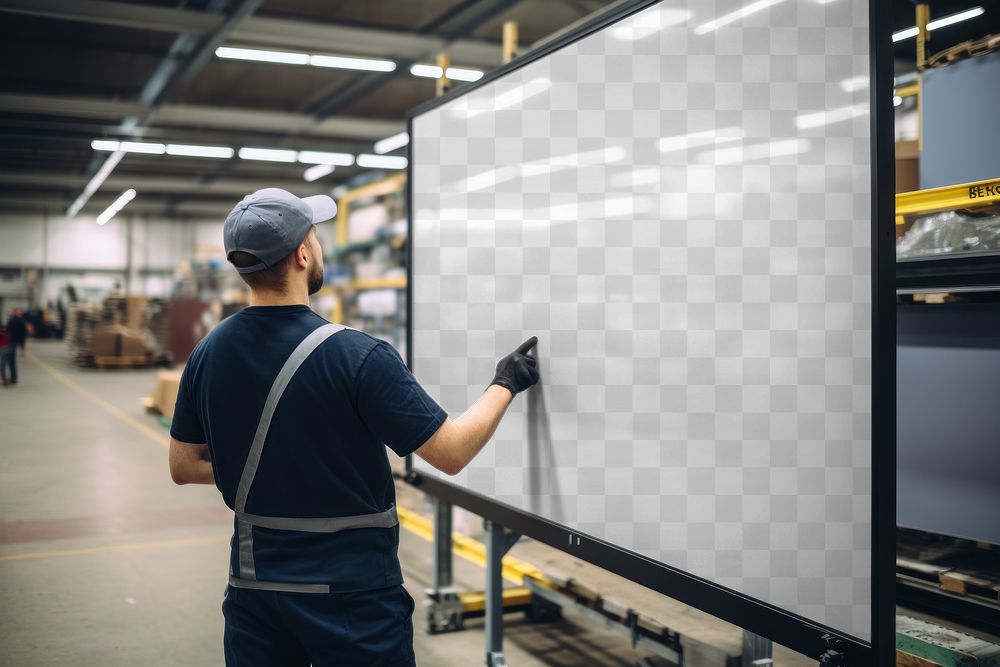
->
xmin=223 ymin=188 xmax=337 ymax=274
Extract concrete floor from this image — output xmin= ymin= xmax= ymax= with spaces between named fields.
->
xmin=0 ymin=341 xmax=813 ymax=666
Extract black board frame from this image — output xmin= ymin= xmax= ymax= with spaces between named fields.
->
xmin=404 ymin=1 xmax=895 ymax=662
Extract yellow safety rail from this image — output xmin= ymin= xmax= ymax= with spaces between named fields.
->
xmin=896 ymin=177 xmax=1000 ymax=225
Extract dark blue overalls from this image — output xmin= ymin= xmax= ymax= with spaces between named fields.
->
xmin=221 ymin=324 xmax=414 ymax=667
xmin=173 ymin=308 xmax=446 ymax=666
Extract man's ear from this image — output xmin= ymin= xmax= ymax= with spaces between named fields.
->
xmin=295 ymin=242 xmax=309 ymax=269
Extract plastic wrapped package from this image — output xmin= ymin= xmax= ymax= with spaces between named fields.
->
xmin=897 ymin=209 xmax=1000 ymax=259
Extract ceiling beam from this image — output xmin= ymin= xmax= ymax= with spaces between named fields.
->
xmin=0 ymin=93 xmax=402 ymax=140
xmin=0 ymin=0 xmax=222 ymax=34
xmin=307 ymin=0 xmax=521 ymax=119
xmin=0 ymin=0 xmax=503 ymax=68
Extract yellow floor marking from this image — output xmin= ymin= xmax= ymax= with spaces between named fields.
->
xmin=26 ymin=350 xmax=169 ymax=450
xmin=396 ymin=505 xmax=551 ymax=587
xmin=0 ymin=535 xmax=229 ymax=562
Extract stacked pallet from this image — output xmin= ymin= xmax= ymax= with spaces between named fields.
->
xmin=66 ymin=302 xmax=102 ymax=366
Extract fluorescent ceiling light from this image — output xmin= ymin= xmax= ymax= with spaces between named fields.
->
xmin=410 ymin=64 xmax=484 ymax=81
xmin=698 ymin=138 xmax=811 ymax=165
xmin=411 ymin=64 xmax=443 ymax=78
xmin=119 ymin=141 xmax=166 ymax=154
xmin=96 ymin=188 xmax=136 ymax=225
xmin=694 ymin=0 xmax=786 ymax=35
xmin=91 ymin=139 xmax=165 ymax=154
xmin=928 ymin=6 xmax=985 ymax=30
xmin=611 ymin=8 xmax=692 ymax=40
xmin=68 ymin=150 xmax=124 ymax=218
xmin=374 ymin=132 xmax=409 ymax=154
xmin=893 ymin=6 xmax=984 ymax=42
xmin=839 ymin=75 xmax=869 ymax=93
xmin=297 ymin=151 xmax=355 ymax=166
xmin=658 ymin=127 xmax=744 ymax=153
xmin=304 ymin=164 xmax=335 ymax=182
xmin=356 ymin=154 xmax=407 ymax=170
xmin=238 ymin=147 xmax=298 ymax=162
xmin=166 ymin=144 xmax=234 ymax=159
xmin=445 ymin=67 xmax=484 ymax=82
xmin=310 ymin=54 xmax=395 ymax=72
xmin=216 ymin=46 xmax=309 ymax=65
xmin=795 ymin=103 xmax=869 ymax=129
xmin=91 ymin=139 xmax=120 ymax=151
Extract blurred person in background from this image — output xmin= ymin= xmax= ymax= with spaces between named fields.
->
xmin=3 ymin=308 xmax=27 ymax=385
xmin=0 ymin=317 xmax=13 ymax=386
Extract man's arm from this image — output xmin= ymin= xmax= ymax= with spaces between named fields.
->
xmin=415 ymin=336 xmax=539 ymax=475
xmin=169 ymin=438 xmax=214 ymax=484
xmin=415 ymin=385 xmax=513 ymax=475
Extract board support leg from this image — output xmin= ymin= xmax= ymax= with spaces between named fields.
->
xmin=426 ymin=499 xmax=463 ymax=633
xmin=741 ymin=630 xmax=773 ymax=665
xmin=485 ymin=519 xmax=521 ymax=667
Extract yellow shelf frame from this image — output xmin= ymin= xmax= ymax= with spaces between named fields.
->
xmin=352 ymin=276 xmax=406 ymax=291
xmin=895 ymin=177 xmax=1000 ymax=225
xmin=335 ymin=172 xmax=407 ymax=247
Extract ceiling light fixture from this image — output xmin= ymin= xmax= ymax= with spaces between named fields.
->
xmin=410 ymin=64 xmax=484 ymax=82
xmin=356 ymin=154 xmax=408 ymax=170
xmin=297 ymin=151 xmax=355 ymax=166
xmin=68 ymin=151 xmax=124 ymax=218
xmin=166 ymin=144 xmax=235 ymax=159
xmin=374 ymin=132 xmax=409 ymax=154
xmin=96 ymin=189 xmax=136 ymax=225
xmin=309 ymin=54 xmax=396 ymax=72
xmin=216 ymin=46 xmax=310 ymax=65
xmin=91 ymin=139 xmax=165 ymax=154
xmin=893 ymin=6 xmax=985 ymax=42
xmin=238 ymin=147 xmax=298 ymax=162
xmin=303 ymin=164 xmax=336 ymax=182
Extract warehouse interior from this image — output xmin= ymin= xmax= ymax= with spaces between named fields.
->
xmin=2 ymin=0 xmax=1000 ymax=665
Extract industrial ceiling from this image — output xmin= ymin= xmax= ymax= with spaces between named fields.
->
xmin=0 ymin=0 xmax=995 ymax=221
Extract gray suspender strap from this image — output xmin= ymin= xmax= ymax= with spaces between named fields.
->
xmin=234 ymin=323 xmax=346 ymax=515
xmin=231 ymin=322 xmax=399 ymax=590
xmin=237 ymin=505 xmax=398 ymax=532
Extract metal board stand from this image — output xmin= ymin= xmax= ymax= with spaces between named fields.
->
xmin=486 ymin=519 xmax=521 ymax=667
xmin=427 ymin=498 xmax=464 ymax=634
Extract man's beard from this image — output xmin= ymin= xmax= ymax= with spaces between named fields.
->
xmin=307 ymin=262 xmax=323 ymax=295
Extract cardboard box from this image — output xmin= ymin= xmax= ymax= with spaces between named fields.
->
xmin=153 ymin=369 xmax=183 ymax=419
xmin=91 ymin=324 xmax=149 ymax=358
xmin=896 ymin=140 xmax=920 ymax=193
xmin=124 ymin=296 xmax=148 ymax=330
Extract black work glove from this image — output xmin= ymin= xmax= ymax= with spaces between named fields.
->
xmin=490 ymin=336 xmax=540 ymax=397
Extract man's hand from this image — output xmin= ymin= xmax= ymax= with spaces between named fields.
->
xmin=490 ymin=336 xmax=540 ymax=397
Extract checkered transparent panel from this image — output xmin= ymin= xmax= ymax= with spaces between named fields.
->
xmin=410 ymin=0 xmax=872 ymax=641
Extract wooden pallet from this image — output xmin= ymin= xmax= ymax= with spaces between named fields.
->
xmin=897 ymin=556 xmax=1000 ymax=605
xmin=94 ymin=355 xmax=151 ymax=368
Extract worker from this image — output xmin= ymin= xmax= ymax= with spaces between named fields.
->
xmin=2 ymin=308 xmax=26 ymax=386
xmin=168 ymin=188 xmax=540 ymax=667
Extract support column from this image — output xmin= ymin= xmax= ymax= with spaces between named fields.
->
xmin=485 ymin=520 xmax=507 ymax=667
xmin=741 ymin=630 xmax=773 ymax=666
xmin=433 ymin=498 xmax=453 ymax=590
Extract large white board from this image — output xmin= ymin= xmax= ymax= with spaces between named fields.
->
xmin=410 ymin=0 xmax=872 ymax=641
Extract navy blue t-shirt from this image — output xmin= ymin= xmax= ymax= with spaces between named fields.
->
xmin=170 ymin=305 xmax=447 ymax=591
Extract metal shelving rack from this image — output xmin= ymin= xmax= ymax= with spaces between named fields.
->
xmin=325 ymin=172 xmax=408 ymax=351
xmin=896 ymin=177 xmax=1000 ymax=293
